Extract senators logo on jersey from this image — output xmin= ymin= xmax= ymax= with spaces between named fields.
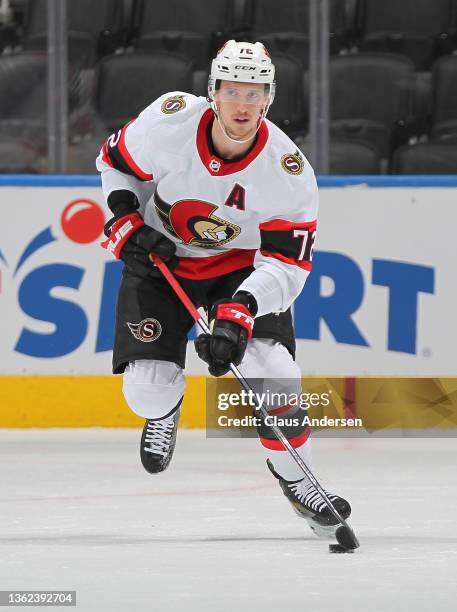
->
xmin=127 ymin=318 xmax=162 ymax=342
xmin=160 ymin=95 xmax=187 ymax=114
xmin=280 ymin=150 xmax=304 ymax=175
xmin=154 ymin=191 xmax=241 ymax=248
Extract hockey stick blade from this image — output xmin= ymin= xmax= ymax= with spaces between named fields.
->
xmin=151 ymin=254 xmax=360 ymax=550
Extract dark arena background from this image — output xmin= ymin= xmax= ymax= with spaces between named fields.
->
xmin=0 ymin=2 xmax=456 ymax=611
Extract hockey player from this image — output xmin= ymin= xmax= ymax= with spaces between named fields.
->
xmin=97 ymin=40 xmax=351 ymax=537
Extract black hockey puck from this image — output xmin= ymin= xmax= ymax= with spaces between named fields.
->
xmin=335 ymin=525 xmax=360 ymax=550
xmin=329 ymin=544 xmax=354 ymax=554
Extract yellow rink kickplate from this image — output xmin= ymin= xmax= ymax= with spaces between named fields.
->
xmin=1 ymin=376 xmax=457 ymax=430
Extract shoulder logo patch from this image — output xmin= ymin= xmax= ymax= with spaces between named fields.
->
xmin=280 ymin=150 xmax=304 ymax=175
xmin=161 ymin=95 xmax=187 ymax=114
xmin=127 ymin=318 xmax=162 ymax=342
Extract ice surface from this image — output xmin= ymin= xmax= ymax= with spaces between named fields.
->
xmin=1 ymin=430 xmax=456 ymax=612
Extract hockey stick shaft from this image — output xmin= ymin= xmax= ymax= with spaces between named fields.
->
xmin=151 ymin=255 xmax=358 ymax=543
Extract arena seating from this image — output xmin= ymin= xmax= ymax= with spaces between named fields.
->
xmin=392 ymin=141 xmax=457 ymax=173
xmin=3 ymin=0 xmax=457 ymax=173
xmin=0 ymin=50 xmax=48 ymax=151
xmin=299 ymin=139 xmax=382 ymax=174
xmin=248 ymin=0 xmax=349 ymax=63
xmin=22 ymin=0 xmax=125 ymax=65
xmin=93 ymin=52 xmax=194 ymax=131
xmin=328 ymin=53 xmax=415 ymax=158
xmin=132 ymin=0 xmax=239 ymax=68
xmin=0 ymin=137 xmax=41 ymax=172
xmin=430 ymin=55 xmax=457 ymax=142
xmin=356 ymin=0 xmax=457 ymax=70
xmin=264 ymin=52 xmax=307 ymax=137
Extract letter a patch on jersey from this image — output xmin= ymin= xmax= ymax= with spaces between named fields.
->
xmin=225 ymin=184 xmax=246 ymax=211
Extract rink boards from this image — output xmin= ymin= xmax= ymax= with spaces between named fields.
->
xmin=2 ymin=374 xmax=457 ymax=430
xmin=1 ymin=175 xmax=456 ymax=427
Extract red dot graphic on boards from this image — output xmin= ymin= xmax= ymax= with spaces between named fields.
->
xmin=61 ymin=199 xmax=105 ymax=244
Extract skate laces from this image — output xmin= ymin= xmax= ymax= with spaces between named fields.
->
xmin=288 ymin=479 xmax=338 ymax=513
xmin=144 ymin=415 xmax=176 ymax=456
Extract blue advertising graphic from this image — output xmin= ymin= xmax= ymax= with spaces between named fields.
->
xmin=2 ymin=199 xmax=434 ymax=360
xmin=0 ymin=182 xmax=444 ymax=375
xmin=295 ymin=253 xmax=434 ymax=355
xmin=2 ymin=198 xmax=121 ymax=359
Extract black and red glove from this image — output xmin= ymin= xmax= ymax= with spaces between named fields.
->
xmin=195 ymin=292 xmax=257 ymax=376
xmin=101 ymin=210 xmax=178 ymax=278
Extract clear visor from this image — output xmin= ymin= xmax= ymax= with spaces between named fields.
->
xmin=214 ymin=86 xmax=270 ymax=106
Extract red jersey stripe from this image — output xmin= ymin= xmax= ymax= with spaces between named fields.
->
xmin=260 ymin=249 xmax=312 ymax=271
xmin=260 ymin=219 xmax=317 ymax=232
xmin=101 ymin=142 xmax=114 ymax=168
xmin=175 ymin=249 xmax=256 ymax=279
xmin=118 ymin=119 xmax=154 ymax=181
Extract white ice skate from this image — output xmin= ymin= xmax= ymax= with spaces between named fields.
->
xmin=267 ymin=459 xmax=351 ymax=539
xmin=140 ymin=407 xmax=180 ymax=474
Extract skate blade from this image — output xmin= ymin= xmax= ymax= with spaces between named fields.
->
xmin=289 ymin=502 xmax=338 ymax=539
xmin=305 ymin=519 xmax=338 ymax=540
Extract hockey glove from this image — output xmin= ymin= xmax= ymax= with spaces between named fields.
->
xmin=101 ymin=211 xmax=178 ymax=278
xmin=195 ymin=292 xmax=257 ymax=377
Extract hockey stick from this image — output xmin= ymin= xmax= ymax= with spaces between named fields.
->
xmin=151 ymin=254 xmax=360 ymax=551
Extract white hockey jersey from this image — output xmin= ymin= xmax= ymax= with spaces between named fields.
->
xmin=96 ymin=92 xmax=318 ymax=317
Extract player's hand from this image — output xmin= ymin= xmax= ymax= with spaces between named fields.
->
xmin=195 ymin=293 xmax=257 ymax=376
xmin=101 ymin=211 xmax=178 ymax=277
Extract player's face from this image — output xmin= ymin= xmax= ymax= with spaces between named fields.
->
xmin=215 ymin=81 xmax=268 ymax=140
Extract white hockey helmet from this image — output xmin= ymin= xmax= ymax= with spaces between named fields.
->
xmin=208 ymin=40 xmax=276 ymax=122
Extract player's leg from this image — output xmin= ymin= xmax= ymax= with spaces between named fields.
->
xmin=203 ymin=268 xmax=351 ymax=534
xmin=112 ymin=270 xmax=195 ymax=473
xmin=241 ymin=313 xmax=351 ymax=536
xmin=123 ymin=359 xmax=185 ymax=473
xmin=239 ymin=336 xmax=312 ymax=477
xmin=206 ymin=270 xmax=318 ymax=483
